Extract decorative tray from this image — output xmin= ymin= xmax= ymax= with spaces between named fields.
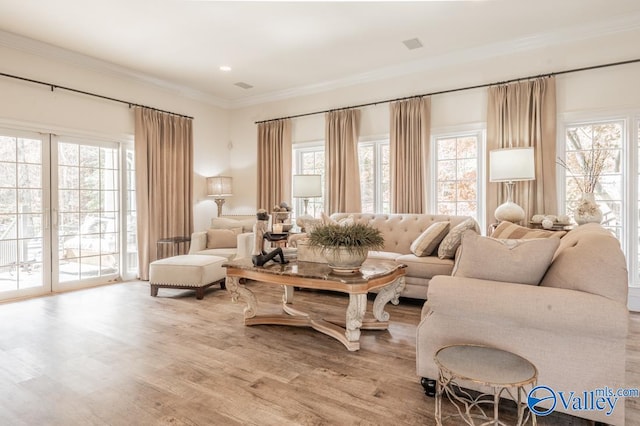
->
xmin=529 ymin=222 xmax=573 ymax=230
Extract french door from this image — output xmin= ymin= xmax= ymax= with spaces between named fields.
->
xmin=0 ymin=128 xmax=133 ymax=300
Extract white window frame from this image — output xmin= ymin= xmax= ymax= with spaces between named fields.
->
xmin=430 ymin=126 xmax=486 ymax=231
xmin=292 ymin=140 xmax=325 ymax=218
xmin=558 ymin=110 xmax=639 ymax=289
xmin=358 ymin=138 xmax=390 ymax=214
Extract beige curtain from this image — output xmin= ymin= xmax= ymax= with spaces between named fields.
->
xmin=257 ymin=119 xmax=292 ymax=211
xmin=325 ymin=109 xmax=361 ymax=214
xmin=390 ymin=97 xmax=431 ymax=213
xmin=135 ymin=107 xmax=193 ymax=280
xmin=486 ymin=77 xmax=557 ymax=225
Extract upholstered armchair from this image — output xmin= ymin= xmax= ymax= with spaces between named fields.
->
xmin=189 ymin=216 xmax=255 ymax=260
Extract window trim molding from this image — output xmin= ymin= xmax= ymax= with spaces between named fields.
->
xmin=558 ymin=111 xmax=640 ymax=291
xmin=430 ymin=127 xmax=486 ymax=231
xmin=358 ymin=138 xmax=390 ymax=214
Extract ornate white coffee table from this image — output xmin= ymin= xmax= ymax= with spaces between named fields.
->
xmin=223 ymin=258 xmax=406 ymax=351
xmin=434 ymin=344 xmax=537 ymax=425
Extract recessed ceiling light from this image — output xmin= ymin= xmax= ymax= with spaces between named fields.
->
xmin=402 ymin=38 xmax=423 ymax=50
xmin=234 ymin=82 xmax=254 ymax=89
xmin=219 ymin=65 xmax=232 ymax=72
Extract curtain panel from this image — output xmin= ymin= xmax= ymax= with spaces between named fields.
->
xmin=256 ymin=119 xmax=292 ymax=212
xmin=486 ymin=77 xmax=557 ymax=225
xmin=134 ymin=107 xmax=193 ymax=280
xmin=390 ymin=97 xmax=431 ymax=213
xmin=325 ymin=109 xmax=362 ymax=214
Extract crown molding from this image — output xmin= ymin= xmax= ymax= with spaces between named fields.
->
xmin=1 ymin=10 xmax=639 ymax=112
xmin=0 ymin=30 xmax=231 ymax=109
xmin=229 ymin=12 xmax=640 ymax=109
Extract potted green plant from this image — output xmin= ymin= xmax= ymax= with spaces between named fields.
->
xmin=307 ymin=222 xmax=384 ymax=274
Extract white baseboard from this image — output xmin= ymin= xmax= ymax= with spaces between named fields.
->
xmin=628 ymin=286 xmax=640 ymax=312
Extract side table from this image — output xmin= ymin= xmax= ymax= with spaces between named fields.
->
xmin=156 ymin=236 xmax=191 ymax=260
xmin=434 ymin=344 xmax=537 ymax=426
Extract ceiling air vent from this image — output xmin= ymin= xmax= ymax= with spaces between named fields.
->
xmin=402 ymin=38 xmax=423 ymax=50
xmin=234 ymin=82 xmax=254 ymax=89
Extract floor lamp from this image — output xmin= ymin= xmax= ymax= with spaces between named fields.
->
xmin=207 ymin=176 xmax=233 ymax=217
xmin=489 ymin=147 xmax=535 ymax=223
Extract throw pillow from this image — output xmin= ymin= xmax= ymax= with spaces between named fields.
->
xmin=211 ymin=217 xmax=255 ymax=233
xmin=206 ymin=227 xmax=242 ymax=249
xmin=321 ymin=212 xmax=337 ymax=225
xmin=437 ymin=218 xmax=479 ymax=259
xmin=410 ymin=222 xmax=450 ymax=257
xmin=453 ymin=230 xmax=560 ymax=285
xmin=491 ymin=221 xmax=566 ymax=239
xmin=321 ymin=212 xmax=355 ymax=226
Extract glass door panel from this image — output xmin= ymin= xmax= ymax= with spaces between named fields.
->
xmin=54 ymin=139 xmax=120 ymax=289
xmin=0 ymin=132 xmax=49 ymax=298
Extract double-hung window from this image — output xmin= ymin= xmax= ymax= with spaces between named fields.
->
xmin=560 ymin=116 xmax=640 ymax=287
xmin=432 ymin=130 xmax=484 ymax=229
xmin=293 ymin=139 xmax=391 ymax=216
xmin=358 ymin=139 xmax=390 ymax=214
xmin=292 ymin=142 xmax=325 ymax=218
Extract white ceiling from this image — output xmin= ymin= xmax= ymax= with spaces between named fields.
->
xmin=1 ymin=0 xmax=640 ymax=108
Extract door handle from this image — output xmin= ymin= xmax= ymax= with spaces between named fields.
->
xmin=52 ymin=208 xmax=58 ymax=229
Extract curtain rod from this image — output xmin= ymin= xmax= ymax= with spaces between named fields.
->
xmin=0 ymin=71 xmax=194 ymax=119
xmin=254 ymin=58 xmax=640 ymax=125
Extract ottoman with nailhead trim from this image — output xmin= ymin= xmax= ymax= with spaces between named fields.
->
xmin=149 ymin=254 xmax=226 ymax=300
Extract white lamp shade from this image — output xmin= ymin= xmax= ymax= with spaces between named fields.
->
xmin=489 ymin=147 xmax=535 ymax=182
xmin=293 ymin=174 xmax=322 ymax=198
xmin=207 ymin=176 xmax=233 ymax=197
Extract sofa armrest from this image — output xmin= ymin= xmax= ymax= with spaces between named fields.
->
xmin=188 ymin=231 xmax=207 ymax=254
xmin=287 ymin=233 xmax=308 ymax=247
xmin=236 ymin=232 xmax=254 ymax=259
xmin=425 ymin=275 xmax=628 ymax=338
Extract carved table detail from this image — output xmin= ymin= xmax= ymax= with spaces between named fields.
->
xmin=222 ymin=258 xmax=406 ymax=351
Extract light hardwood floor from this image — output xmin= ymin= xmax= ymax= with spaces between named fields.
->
xmin=0 ymin=281 xmax=637 ymax=425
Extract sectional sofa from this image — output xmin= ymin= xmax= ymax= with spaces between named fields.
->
xmin=416 ymin=223 xmax=629 ymax=425
xmin=315 ymin=213 xmax=479 ymax=299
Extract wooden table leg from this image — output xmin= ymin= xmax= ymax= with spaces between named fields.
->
xmin=373 ymin=276 xmax=405 ymax=322
xmin=225 ymin=276 xmax=258 ymax=319
xmin=345 ymin=293 xmax=366 ymax=342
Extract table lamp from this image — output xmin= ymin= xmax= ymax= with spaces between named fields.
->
xmin=207 ymin=176 xmax=233 ymax=217
xmin=293 ymin=174 xmax=322 ymax=226
xmin=489 ymin=147 xmax=535 ymax=223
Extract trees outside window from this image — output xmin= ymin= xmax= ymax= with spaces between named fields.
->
xmin=433 ymin=132 xmax=483 ymax=226
xmin=563 ymin=121 xmax=623 ymax=239
xmin=359 ymin=140 xmax=390 ymax=214
xmin=560 ymin=116 xmax=640 ymax=286
xmin=293 ymin=143 xmax=325 ymax=218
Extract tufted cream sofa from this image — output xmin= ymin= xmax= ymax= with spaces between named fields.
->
xmin=329 ymin=213 xmax=479 ymax=299
xmin=234 ymin=212 xmax=478 ymax=299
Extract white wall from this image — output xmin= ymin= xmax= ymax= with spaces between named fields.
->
xmin=228 ymin=29 xmax=640 ymax=214
xmin=0 ymin=44 xmax=229 ymax=231
xmin=3 ymin=29 xmax=640 ymax=311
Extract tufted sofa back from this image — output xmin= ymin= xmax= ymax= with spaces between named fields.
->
xmin=330 ymin=213 xmax=475 ymax=255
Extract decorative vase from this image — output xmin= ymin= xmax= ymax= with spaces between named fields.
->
xmin=322 ymin=247 xmax=367 ymax=274
xmin=574 ymin=192 xmax=603 ymax=225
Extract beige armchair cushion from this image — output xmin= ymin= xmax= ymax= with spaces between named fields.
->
xmin=206 ymin=227 xmax=242 ymax=249
xmin=410 ymin=221 xmax=449 ymax=257
xmin=453 ymin=230 xmax=559 ymax=285
xmin=491 ymin=221 xmax=566 ymax=239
